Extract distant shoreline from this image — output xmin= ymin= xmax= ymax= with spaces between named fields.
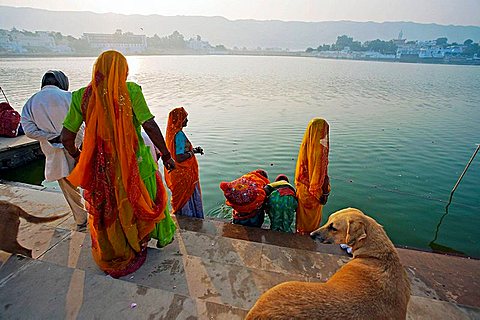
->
xmin=1 ymin=51 xmax=479 ymax=66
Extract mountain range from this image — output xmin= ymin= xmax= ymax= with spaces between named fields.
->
xmin=1 ymin=5 xmax=479 ymax=50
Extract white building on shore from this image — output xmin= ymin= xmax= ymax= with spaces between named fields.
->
xmin=83 ymin=29 xmax=147 ymax=54
xmin=0 ymin=29 xmax=56 ymax=53
xmin=186 ymin=35 xmax=212 ymax=51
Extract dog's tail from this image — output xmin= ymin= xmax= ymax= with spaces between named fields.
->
xmin=17 ymin=207 xmax=69 ymax=224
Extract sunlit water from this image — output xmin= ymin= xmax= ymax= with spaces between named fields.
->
xmin=1 ymin=55 xmax=479 ymax=257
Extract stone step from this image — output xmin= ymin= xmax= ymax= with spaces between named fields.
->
xmin=1 ymin=251 xmax=478 ymax=320
xmin=1 ymin=182 xmax=480 ymax=318
xmin=176 ymin=215 xmax=480 ymax=310
xmin=175 ymin=215 xmax=345 ymax=255
xmin=34 ymin=225 xmax=480 ymax=318
xmin=0 ymin=254 xmax=249 ymax=319
xmin=37 ymin=228 xmax=322 ymax=310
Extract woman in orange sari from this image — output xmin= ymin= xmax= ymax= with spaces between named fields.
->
xmin=294 ymin=118 xmax=331 ymax=235
xmin=61 ymin=50 xmax=176 ymax=277
xmin=164 ymin=107 xmax=204 ymax=218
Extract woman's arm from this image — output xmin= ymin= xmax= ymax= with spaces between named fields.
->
xmin=176 ymin=149 xmax=194 ymax=163
xmin=60 ymin=127 xmax=80 ymax=160
xmin=173 ymin=131 xmax=200 ymax=163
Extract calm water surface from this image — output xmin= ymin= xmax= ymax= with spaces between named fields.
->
xmin=1 ymin=56 xmax=479 ymax=257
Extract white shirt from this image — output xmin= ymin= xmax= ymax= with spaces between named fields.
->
xmin=21 ymin=85 xmax=83 ymax=181
xmin=141 ymin=131 xmax=160 ymax=162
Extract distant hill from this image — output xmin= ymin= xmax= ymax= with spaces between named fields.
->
xmin=1 ymin=6 xmax=479 ymax=50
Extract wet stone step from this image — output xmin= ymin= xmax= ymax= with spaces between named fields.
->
xmin=175 ymin=215 xmax=345 ymax=255
xmin=36 ymin=225 xmax=479 ymax=315
xmin=0 ymin=254 xmax=249 ymax=320
xmin=39 ymin=227 xmax=348 ymax=280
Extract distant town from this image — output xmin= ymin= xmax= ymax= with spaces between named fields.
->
xmin=1 ymin=28 xmax=479 ymax=66
xmin=0 ymin=28 xmax=227 ymax=55
xmin=306 ymin=31 xmax=480 ymax=65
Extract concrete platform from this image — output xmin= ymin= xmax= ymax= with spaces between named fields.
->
xmin=1 ymin=182 xmax=479 ymax=319
xmin=0 ymin=135 xmax=42 ymax=169
xmin=0 ymin=135 xmax=37 ymax=151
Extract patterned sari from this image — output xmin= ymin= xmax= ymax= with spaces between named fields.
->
xmin=65 ymin=51 xmax=172 ymax=277
xmin=164 ymin=107 xmax=202 ymax=214
xmin=294 ymin=118 xmax=330 ymax=234
xmin=220 ymin=169 xmax=270 ymax=227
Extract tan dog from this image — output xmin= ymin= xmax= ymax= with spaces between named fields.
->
xmin=246 ymin=208 xmax=410 ymax=320
xmin=0 ymin=200 xmax=69 ymax=257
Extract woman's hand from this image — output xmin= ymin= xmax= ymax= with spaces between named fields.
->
xmin=319 ymin=193 xmax=329 ymax=205
xmin=163 ymin=157 xmax=176 ymax=172
xmin=161 ymin=152 xmax=175 ymax=171
xmin=193 ymin=146 xmax=204 ymax=155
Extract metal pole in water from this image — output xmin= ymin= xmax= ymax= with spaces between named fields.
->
xmin=445 ymin=144 xmax=480 ymax=210
xmin=430 ymin=144 xmax=480 ymax=252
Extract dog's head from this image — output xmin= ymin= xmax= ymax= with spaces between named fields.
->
xmin=310 ymin=208 xmax=368 ymax=247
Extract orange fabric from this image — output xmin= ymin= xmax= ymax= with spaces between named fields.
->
xmin=164 ymin=107 xmax=200 ymax=212
xmin=68 ymin=50 xmax=165 ymax=276
xmin=294 ymin=118 xmax=330 ymax=234
xmin=220 ymin=170 xmax=270 ymax=214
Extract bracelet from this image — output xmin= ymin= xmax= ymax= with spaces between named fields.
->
xmin=161 ymin=152 xmax=171 ymax=162
xmin=70 ymin=148 xmax=81 ymax=159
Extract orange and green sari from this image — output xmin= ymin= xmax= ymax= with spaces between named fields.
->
xmin=64 ymin=50 xmax=174 ymax=277
xmin=294 ymin=118 xmax=331 ymax=235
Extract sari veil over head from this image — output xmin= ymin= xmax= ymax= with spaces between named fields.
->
xmin=164 ymin=107 xmax=200 ymax=212
xmin=294 ymin=118 xmax=330 ymax=234
xmin=295 ymin=118 xmax=329 ymax=198
xmin=68 ymin=50 xmax=166 ymax=276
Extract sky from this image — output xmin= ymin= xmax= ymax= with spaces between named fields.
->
xmin=0 ymin=0 xmax=479 ymax=26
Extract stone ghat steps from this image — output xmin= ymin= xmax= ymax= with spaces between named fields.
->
xmin=175 ymin=215 xmax=480 ymax=310
xmin=0 ymin=255 xmax=248 ymax=320
xmin=2 ymin=225 xmax=479 ymax=320
xmin=1 ymin=181 xmax=480 ymax=319
xmin=1 ymin=227 xmax=479 ymax=320
xmin=36 ymin=228 xmax=341 ymax=311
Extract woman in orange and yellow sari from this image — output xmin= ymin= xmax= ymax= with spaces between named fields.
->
xmin=61 ymin=50 xmax=176 ymax=277
xmin=294 ymin=118 xmax=331 ymax=235
xmin=164 ymin=107 xmax=204 ymax=218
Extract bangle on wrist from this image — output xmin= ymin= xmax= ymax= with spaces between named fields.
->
xmin=161 ymin=152 xmax=171 ymax=162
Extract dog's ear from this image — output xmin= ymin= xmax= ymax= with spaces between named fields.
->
xmin=345 ymin=219 xmax=367 ymax=246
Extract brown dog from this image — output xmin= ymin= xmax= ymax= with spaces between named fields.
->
xmin=0 ymin=200 xmax=69 ymax=257
xmin=246 ymin=208 xmax=410 ymax=320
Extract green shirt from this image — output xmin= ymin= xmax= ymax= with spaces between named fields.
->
xmin=63 ymin=82 xmax=154 ymax=134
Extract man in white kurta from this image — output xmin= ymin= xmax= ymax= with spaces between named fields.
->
xmin=21 ymin=70 xmax=87 ymax=230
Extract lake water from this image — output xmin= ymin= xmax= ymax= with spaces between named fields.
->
xmin=1 ymin=55 xmax=479 ymax=257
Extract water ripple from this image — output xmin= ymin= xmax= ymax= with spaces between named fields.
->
xmin=2 ymin=56 xmax=479 ymax=257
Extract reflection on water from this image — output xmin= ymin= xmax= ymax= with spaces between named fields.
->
xmin=0 ymin=158 xmax=45 ymax=185
xmin=1 ymin=56 xmax=479 ymax=257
